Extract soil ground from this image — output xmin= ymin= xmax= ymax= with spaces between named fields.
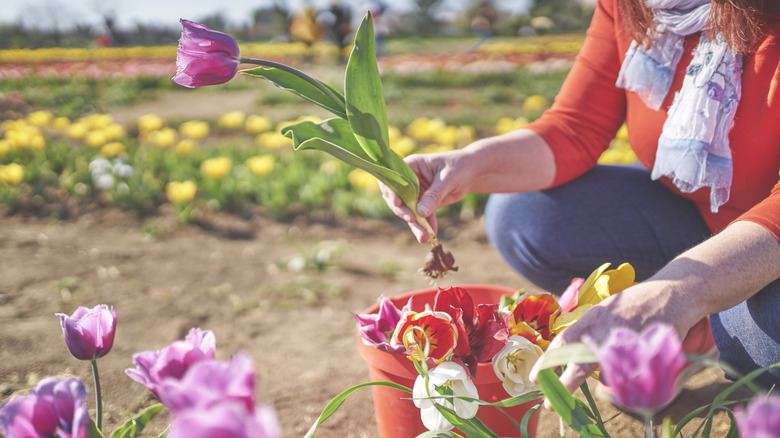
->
xmin=0 ymin=206 xmax=737 ymax=437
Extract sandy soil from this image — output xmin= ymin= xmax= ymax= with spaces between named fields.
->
xmin=0 ymin=205 xmax=738 ymax=437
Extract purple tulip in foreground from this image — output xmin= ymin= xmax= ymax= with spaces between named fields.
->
xmin=735 ymin=394 xmax=780 ymax=438
xmin=56 ymin=304 xmax=117 ymax=360
xmin=173 ymin=19 xmax=241 ymax=88
xmin=0 ymin=377 xmax=89 ymax=438
xmin=352 ymin=295 xmax=406 ymax=353
xmin=126 ymin=328 xmax=216 ymax=396
xmin=157 ymin=353 xmax=256 ymax=414
xmin=170 ymin=401 xmax=281 ymax=438
xmin=587 ymin=323 xmax=685 ymax=416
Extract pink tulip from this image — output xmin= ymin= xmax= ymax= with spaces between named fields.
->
xmin=56 ymin=304 xmax=117 ymax=360
xmin=352 ymin=295 xmax=406 ymax=353
xmin=157 ymin=354 xmax=256 ymax=414
xmin=735 ymin=394 xmax=780 ymax=438
xmin=558 ymin=277 xmax=584 ymax=313
xmin=170 ymin=401 xmax=281 ymax=438
xmin=0 ymin=377 xmax=89 ymax=438
xmin=125 ymin=328 xmax=216 ymax=396
xmin=587 ymin=323 xmax=685 ymax=415
xmin=173 ymin=19 xmax=241 ymax=88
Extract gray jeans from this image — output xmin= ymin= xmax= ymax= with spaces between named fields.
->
xmin=484 ymin=164 xmax=780 ymax=387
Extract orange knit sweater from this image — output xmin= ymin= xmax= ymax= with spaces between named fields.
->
xmin=527 ymin=0 xmax=780 ymax=239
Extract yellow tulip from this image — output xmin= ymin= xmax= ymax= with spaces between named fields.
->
xmin=0 ymin=139 xmax=13 ymax=155
xmin=166 ymin=180 xmax=197 ymax=203
xmin=138 ymin=113 xmax=165 ymax=133
xmin=201 ymin=157 xmax=232 ymax=179
xmin=348 ymin=168 xmax=379 ymax=193
xmin=175 ymin=139 xmax=198 ymax=154
xmin=390 ymin=136 xmax=416 ymax=157
xmin=148 ymin=127 xmax=178 ymax=148
xmin=51 ymin=117 xmax=70 ymax=131
xmin=456 ymin=125 xmax=476 ymax=146
xmin=523 ymin=95 xmax=549 ymax=114
xmin=218 ymin=110 xmax=245 ymax=130
xmin=179 ymin=120 xmax=210 ymax=139
xmin=103 ymin=123 xmax=126 ymax=141
xmin=244 ymin=114 xmax=272 ymax=134
xmin=26 ymin=110 xmax=53 ymax=126
xmin=494 ymin=117 xmax=529 ymax=135
xmin=578 ymin=262 xmax=636 ymax=307
xmin=616 ymin=124 xmax=629 ymax=141
xmin=85 ymin=113 xmax=114 ymax=130
xmin=245 ymin=155 xmax=275 ymax=176
xmin=66 ymin=122 xmax=89 ymax=140
xmin=84 ymin=130 xmax=108 ymax=148
xmin=434 ymin=125 xmax=458 ymax=146
xmin=0 ymin=163 xmax=24 ymax=185
xmin=101 ymin=142 xmax=126 ymax=158
xmin=551 ymin=262 xmax=636 ymax=334
xmin=256 ymin=131 xmax=291 ymax=150
xmin=29 ymin=134 xmax=45 ymax=150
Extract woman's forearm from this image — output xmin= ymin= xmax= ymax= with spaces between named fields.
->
xmin=643 ymin=220 xmax=780 ymax=325
xmin=462 ymin=128 xmax=556 ymax=194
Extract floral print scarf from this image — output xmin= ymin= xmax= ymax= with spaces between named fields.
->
xmin=616 ymin=0 xmax=741 ymax=213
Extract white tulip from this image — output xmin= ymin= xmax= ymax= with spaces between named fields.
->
xmin=492 ymin=336 xmax=544 ymax=396
xmin=413 ymin=361 xmax=479 ymax=432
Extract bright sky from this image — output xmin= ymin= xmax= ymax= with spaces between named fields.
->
xmin=0 ymin=0 xmax=533 ymax=31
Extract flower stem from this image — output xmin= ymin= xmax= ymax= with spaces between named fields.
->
xmin=413 ymin=211 xmax=439 ymax=247
xmin=644 ymin=413 xmax=654 ymax=438
xmin=239 ymin=57 xmax=344 ymax=112
xmin=91 ymin=359 xmax=103 ymax=431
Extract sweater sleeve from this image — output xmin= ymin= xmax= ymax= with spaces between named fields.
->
xmin=526 ymin=0 xmax=628 ymax=187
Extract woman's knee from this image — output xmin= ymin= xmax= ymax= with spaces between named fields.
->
xmin=711 ymin=280 xmax=780 ymax=388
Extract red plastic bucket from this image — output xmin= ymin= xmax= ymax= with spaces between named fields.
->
xmin=356 ymin=284 xmax=540 ymax=438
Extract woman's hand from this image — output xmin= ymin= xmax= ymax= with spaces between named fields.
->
xmin=379 ymin=149 xmax=475 ymax=243
xmin=531 ymin=281 xmax=700 ymax=395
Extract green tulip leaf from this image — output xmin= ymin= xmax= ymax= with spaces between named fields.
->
xmin=345 ymin=13 xmax=391 ymax=164
xmin=88 ymin=420 xmax=105 ymax=438
xmin=432 ymin=404 xmax=499 ymax=438
xmin=534 ymin=342 xmax=598 ymax=371
xmin=304 ymin=380 xmax=412 ymax=438
xmin=536 ymin=369 xmax=606 ymax=438
xmin=109 ymin=403 xmax=164 ymax=438
xmin=282 ymin=118 xmax=420 ymax=211
xmin=241 ymin=67 xmax=347 ymax=119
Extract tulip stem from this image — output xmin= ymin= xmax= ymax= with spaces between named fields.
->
xmin=239 ymin=57 xmax=344 ymax=113
xmin=412 ymin=211 xmax=439 ymax=247
xmin=644 ymin=413 xmax=654 ymax=438
xmin=91 ymin=359 xmax=103 ymax=431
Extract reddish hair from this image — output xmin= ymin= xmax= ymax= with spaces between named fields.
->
xmin=618 ymin=0 xmax=780 ymax=52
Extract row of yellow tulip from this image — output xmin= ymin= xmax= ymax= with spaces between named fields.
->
xmin=0 ymin=37 xmax=583 ymax=65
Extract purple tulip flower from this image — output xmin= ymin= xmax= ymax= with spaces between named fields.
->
xmin=735 ymin=394 xmax=780 ymax=438
xmin=170 ymin=401 xmax=281 ymax=438
xmin=0 ymin=377 xmax=89 ymax=438
xmin=125 ymin=328 xmax=216 ymax=396
xmin=352 ymin=295 xmax=407 ymax=353
xmin=56 ymin=304 xmax=117 ymax=360
xmin=587 ymin=323 xmax=685 ymax=415
xmin=157 ymin=353 xmax=256 ymax=414
xmin=173 ymin=19 xmax=241 ymax=88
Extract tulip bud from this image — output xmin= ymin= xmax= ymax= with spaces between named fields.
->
xmin=56 ymin=304 xmax=117 ymax=361
xmin=173 ymin=19 xmax=241 ymax=88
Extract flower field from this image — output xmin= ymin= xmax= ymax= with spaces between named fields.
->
xmin=1 ymin=35 xmax=740 ymax=438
